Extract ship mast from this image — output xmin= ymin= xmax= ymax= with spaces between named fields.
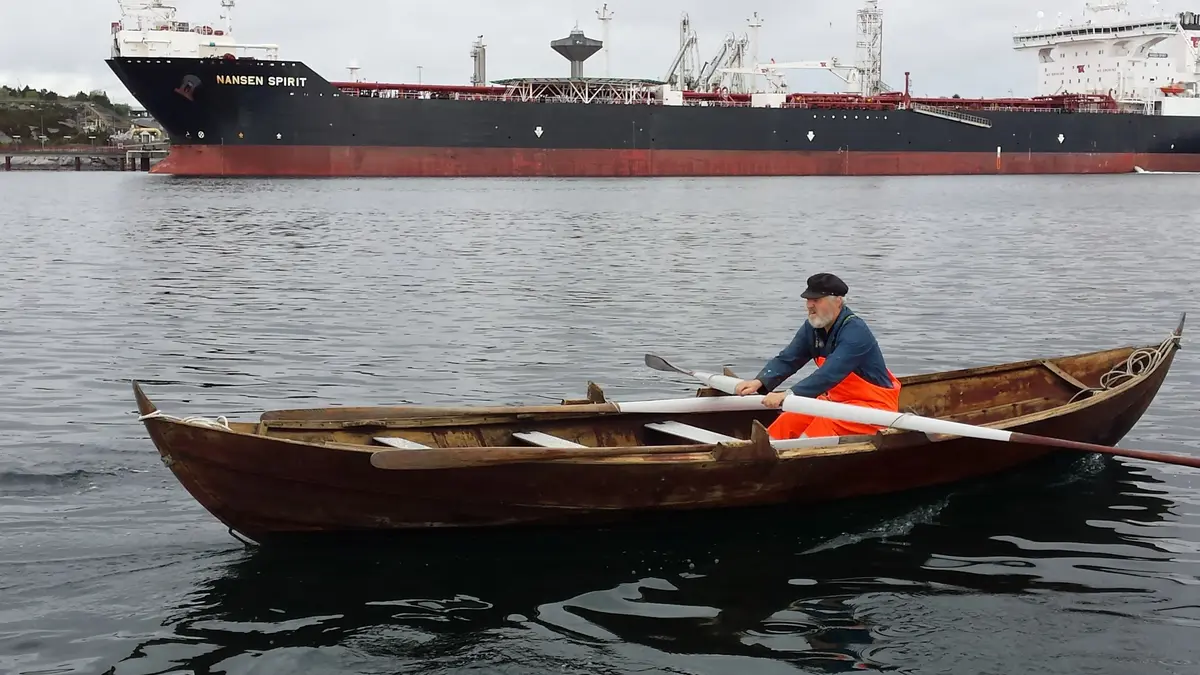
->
xmin=596 ymin=4 xmax=614 ymax=77
xmin=220 ymin=0 xmax=235 ymax=35
xmin=470 ymin=35 xmax=487 ymax=86
xmin=746 ymin=12 xmax=763 ymax=92
xmin=855 ymin=0 xmax=884 ymax=96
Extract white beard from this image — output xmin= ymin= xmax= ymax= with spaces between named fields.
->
xmin=808 ymin=313 xmax=833 ymax=329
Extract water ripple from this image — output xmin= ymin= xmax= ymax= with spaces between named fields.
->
xmin=1 ymin=173 xmax=1199 ymax=674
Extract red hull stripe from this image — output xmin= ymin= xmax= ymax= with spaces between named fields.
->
xmin=151 ymin=145 xmax=1200 ymax=177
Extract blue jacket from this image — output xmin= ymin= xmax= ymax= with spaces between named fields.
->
xmin=754 ymin=305 xmax=895 ymax=397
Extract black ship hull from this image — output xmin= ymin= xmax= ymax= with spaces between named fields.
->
xmin=107 ymin=56 xmax=1200 ymax=177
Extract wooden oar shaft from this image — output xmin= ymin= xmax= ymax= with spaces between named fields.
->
xmin=1010 ymin=432 xmax=1200 ymax=469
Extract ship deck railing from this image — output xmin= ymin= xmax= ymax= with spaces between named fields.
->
xmin=332 ymin=87 xmax=1140 ymax=115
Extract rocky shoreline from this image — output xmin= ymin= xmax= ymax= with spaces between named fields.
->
xmin=3 ymin=153 xmax=163 ymax=171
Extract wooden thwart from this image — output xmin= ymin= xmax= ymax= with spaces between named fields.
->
xmin=512 ymin=431 xmax=587 ymax=448
xmin=650 ymin=420 xmax=868 ymax=450
xmin=1039 ymin=360 xmax=1091 ymax=392
xmin=774 ymin=434 xmax=871 ymax=449
xmin=373 ymin=436 xmax=430 ymax=450
xmin=372 ymin=425 xmax=856 ymax=452
xmin=646 ymin=420 xmax=741 ymax=445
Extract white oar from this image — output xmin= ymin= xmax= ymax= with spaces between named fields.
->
xmin=777 ymin=393 xmax=1008 ymax=441
xmin=641 ymin=353 xmax=1008 ymax=438
xmin=617 ymin=389 xmax=1200 ymax=470
xmin=612 ymin=395 xmax=766 ymax=414
xmin=643 ymin=353 xmax=742 ymax=395
xmin=782 ymin=394 xmax=1200 ymax=467
xmin=614 ymin=393 xmax=999 ymax=437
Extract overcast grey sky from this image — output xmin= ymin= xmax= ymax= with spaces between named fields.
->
xmin=0 ymin=0 xmax=1188 ymax=104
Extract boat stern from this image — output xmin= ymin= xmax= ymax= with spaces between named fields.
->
xmin=131 ymin=380 xmax=157 ymax=417
xmin=130 ymin=380 xmax=187 ymax=471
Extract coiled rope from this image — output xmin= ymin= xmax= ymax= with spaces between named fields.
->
xmin=1068 ymin=333 xmax=1180 ymax=404
xmin=137 ymin=409 xmax=231 ymax=429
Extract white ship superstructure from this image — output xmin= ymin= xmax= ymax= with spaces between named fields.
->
xmin=110 ymin=0 xmax=278 ymax=60
xmin=1013 ymin=0 xmax=1200 ymax=103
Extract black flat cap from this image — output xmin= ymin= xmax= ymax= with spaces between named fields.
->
xmin=800 ymin=273 xmax=849 ymax=299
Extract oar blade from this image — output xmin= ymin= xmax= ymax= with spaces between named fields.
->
xmin=644 ymin=353 xmax=686 ymax=374
xmin=644 ymin=354 xmax=744 ymax=395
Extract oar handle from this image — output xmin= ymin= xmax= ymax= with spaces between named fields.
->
xmin=1011 ymin=432 xmax=1200 ymax=469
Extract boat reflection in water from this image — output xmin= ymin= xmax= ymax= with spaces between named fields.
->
xmin=105 ymin=453 xmax=1185 ymax=674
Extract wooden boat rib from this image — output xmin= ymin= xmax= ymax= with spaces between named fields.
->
xmin=132 ymin=314 xmax=1185 ymax=544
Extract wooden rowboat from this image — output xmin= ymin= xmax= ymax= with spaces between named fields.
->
xmin=132 ymin=315 xmax=1186 ymax=544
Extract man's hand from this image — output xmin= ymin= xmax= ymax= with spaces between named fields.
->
xmin=735 ymin=379 xmax=763 ymax=396
xmin=762 ymin=390 xmax=790 ymax=408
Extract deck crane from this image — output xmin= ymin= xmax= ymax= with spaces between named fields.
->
xmin=711 ymin=0 xmax=891 ymax=96
xmin=719 ymin=57 xmax=892 ymax=95
xmin=661 ymin=13 xmax=701 ymax=90
xmin=696 ymin=33 xmax=751 ymax=93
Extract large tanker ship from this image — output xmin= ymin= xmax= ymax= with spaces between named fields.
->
xmin=105 ymin=0 xmax=1200 ymax=177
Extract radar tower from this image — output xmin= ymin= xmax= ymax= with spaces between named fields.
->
xmin=551 ymin=25 xmax=603 ymax=79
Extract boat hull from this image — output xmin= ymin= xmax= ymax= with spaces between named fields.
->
xmin=148 ymin=144 xmax=1200 ymax=177
xmin=106 ymin=56 xmax=1200 ymax=178
xmin=135 ymin=337 xmax=1179 ymax=543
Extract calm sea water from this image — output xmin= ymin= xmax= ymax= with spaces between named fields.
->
xmin=2 ymin=172 xmax=1199 ymax=675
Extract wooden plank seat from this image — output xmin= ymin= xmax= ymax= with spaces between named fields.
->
xmin=648 ymin=420 xmax=870 ymax=451
xmin=773 ymin=435 xmax=866 ymax=449
xmin=512 ymin=431 xmax=587 ymax=448
xmin=646 ymin=420 xmax=740 ymax=445
xmin=373 ymin=436 xmax=430 ymax=450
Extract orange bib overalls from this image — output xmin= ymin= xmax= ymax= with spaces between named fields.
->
xmin=767 ymin=323 xmax=902 ymax=440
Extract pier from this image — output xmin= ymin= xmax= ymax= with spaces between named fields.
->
xmin=2 ymin=142 xmax=169 ymax=171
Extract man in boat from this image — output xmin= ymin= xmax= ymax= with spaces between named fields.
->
xmin=734 ymin=273 xmax=902 ymax=440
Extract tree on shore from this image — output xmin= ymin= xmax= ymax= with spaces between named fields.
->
xmin=1 ymin=84 xmax=138 ymax=147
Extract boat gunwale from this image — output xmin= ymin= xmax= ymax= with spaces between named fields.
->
xmin=132 ymin=317 xmax=1185 ymax=467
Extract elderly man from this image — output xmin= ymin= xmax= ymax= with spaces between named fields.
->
xmin=734 ymin=272 xmax=902 ymax=440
